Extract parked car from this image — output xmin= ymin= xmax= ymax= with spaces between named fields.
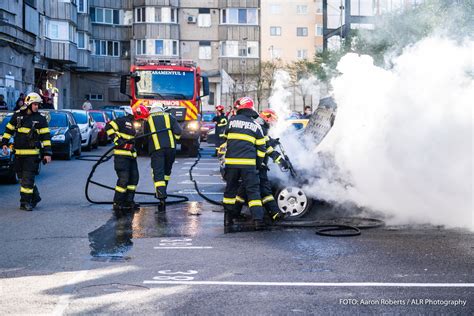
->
xmin=113 ymin=109 xmax=126 ymax=118
xmin=200 ymin=112 xmax=216 ymax=142
xmin=44 ymin=110 xmax=82 ymax=160
xmin=0 ymin=112 xmax=17 ymax=183
xmin=103 ymin=109 xmax=117 ymax=121
xmin=67 ymin=110 xmax=99 ymax=151
xmin=88 ymin=110 xmax=110 ymax=145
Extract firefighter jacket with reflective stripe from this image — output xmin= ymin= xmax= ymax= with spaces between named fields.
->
xmin=1 ymin=111 xmax=52 ymax=156
xmin=105 ymin=115 xmax=137 ymax=158
xmin=223 ymin=109 xmax=266 ymax=168
xmin=259 ymin=120 xmax=284 ymax=166
xmin=213 ymin=114 xmax=228 ymax=138
xmin=144 ymin=112 xmax=182 ymax=153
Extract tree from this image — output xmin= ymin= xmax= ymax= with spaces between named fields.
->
xmin=255 ymin=59 xmax=283 ymax=109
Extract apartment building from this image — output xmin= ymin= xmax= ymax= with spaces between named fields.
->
xmin=0 ymin=0 xmax=261 ymax=110
xmin=261 ymin=0 xmax=323 ymax=62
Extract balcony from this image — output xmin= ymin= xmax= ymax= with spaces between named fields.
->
xmin=133 ymin=0 xmax=179 ymax=7
xmin=44 ymin=39 xmax=78 ymax=64
xmin=132 ymin=23 xmax=179 ymax=39
xmin=0 ymin=23 xmax=36 ymax=51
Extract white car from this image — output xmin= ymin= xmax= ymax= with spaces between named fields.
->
xmin=67 ymin=110 xmax=99 ymax=151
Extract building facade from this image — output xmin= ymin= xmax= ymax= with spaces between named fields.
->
xmin=1 ymin=0 xmax=261 ymax=111
xmin=261 ymin=0 xmax=323 ymax=62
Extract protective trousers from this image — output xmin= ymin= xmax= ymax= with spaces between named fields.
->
xmin=223 ymin=167 xmax=264 ymax=220
xmin=151 ymin=148 xmax=176 ymax=198
xmin=235 ymin=168 xmax=279 ymax=216
xmin=15 ymin=156 xmax=40 ymax=204
xmin=113 ymin=155 xmax=139 ymax=204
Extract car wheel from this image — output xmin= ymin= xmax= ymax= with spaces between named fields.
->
xmin=275 ymin=186 xmax=313 ymax=218
xmin=74 ymin=140 xmax=82 ymax=156
xmin=64 ymin=142 xmax=73 ymax=160
xmin=84 ymin=136 xmax=92 ymax=151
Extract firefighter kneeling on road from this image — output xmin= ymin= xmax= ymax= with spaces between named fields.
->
xmin=1 ymin=92 xmax=52 ymax=211
xmin=144 ymin=106 xmax=182 ymax=206
xmin=106 ymin=105 xmax=149 ymax=212
xmin=234 ymin=108 xmax=290 ymax=223
xmin=212 ymin=105 xmax=227 ymax=157
xmin=222 ymin=96 xmax=267 ymax=231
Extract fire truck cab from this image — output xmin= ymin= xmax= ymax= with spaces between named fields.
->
xmin=120 ymin=59 xmax=209 ymax=157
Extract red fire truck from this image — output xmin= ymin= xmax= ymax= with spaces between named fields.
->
xmin=120 ymin=59 xmax=209 ymax=157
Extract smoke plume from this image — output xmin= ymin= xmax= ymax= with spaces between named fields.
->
xmin=268 ymin=8 xmax=473 ymax=230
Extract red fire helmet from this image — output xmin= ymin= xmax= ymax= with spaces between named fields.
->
xmin=133 ymin=104 xmax=150 ymax=120
xmin=234 ymin=97 xmax=254 ymax=111
xmin=215 ymin=105 xmax=225 ymax=112
xmin=259 ymin=108 xmax=278 ymax=123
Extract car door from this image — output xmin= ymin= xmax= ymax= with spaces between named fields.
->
xmin=67 ymin=113 xmax=80 ymax=151
xmin=89 ymin=114 xmax=99 ymax=143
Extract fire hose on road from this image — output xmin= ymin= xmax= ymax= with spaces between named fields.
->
xmin=81 ymin=131 xmax=383 ymax=236
xmin=83 ymin=129 xmax=188 ymax=207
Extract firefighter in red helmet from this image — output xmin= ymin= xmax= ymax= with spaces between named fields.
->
xmin=105 ymin=104 xmax=149 ymax=212
xmin=221 ymin=96 xmax=267 ymax=231
xmin=212 ymin=105 xmax=227 ymax=156
xmin=234 ymin=108 xmax=290 ymax=223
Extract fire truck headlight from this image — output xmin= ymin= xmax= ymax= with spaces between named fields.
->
xmin=187 ymin=121 xmax=200 ymax=131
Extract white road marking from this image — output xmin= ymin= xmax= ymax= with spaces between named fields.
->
xmin=154 ymin=246 xmax=214 ymax=249
xmin=52 ymin=269 xmax=89 ymax=316
xmin=142 ymin=281 xmax=474 ymax=288
xmin=179 ymin=180 xmax=223 ymax=185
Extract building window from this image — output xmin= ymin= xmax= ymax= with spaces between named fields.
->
xmin=77 ymin=32 xmax=86 ymax=49
xmin=88 ymin=94 xmax=103 ymax=101
xmin=92 ymin=40 xmax=119 ymax=56
xmin=270 ymin=4 xmax=281 ymax=14
xmin=221 ymin=8 xmax=257 ymax=25
xmin=198 ymin=8 xmax=211 ymax=27
xmin=297 ymin=49 xmax=308 ymax=59
xmin=154 ymin=7 xmax=162 ymax=22
xmin=315 ymin=25 xmax=323 ymax=36
xmin=220 ymin=41 xmax=259 ymax=58
xmin=78 ymin=0 xmax=87 ymax=13
xmin=155 ymin=40 xmax=163 ymax=55
xmin=296 ymin=5 xmax=308 ymax=14
xmin=47 ymin=20 xmax=71 ymax=41
xmin=297 ymin=27 xmax=308 ymax=36
xmin=135 ymin=7 xmax=146 ymax=22
xmin=136 ymin=39 xmax=146 ymax=55
xmin=199 ymin=41 xmax=211 ymax=60
xmin=170 ymin=8 xmax=177 ymax=23
xmin=172 ymin=40 xmax=178 ymax=55
xmin=316 ymin=0 xmax=323 ymax=13
xmin=270 ymin=26 xmax=281 ymax=36
xmin=90 ymin=7 xmax=120 ymax=25
xmin=50 ymin=24 xmax=59 ymax=39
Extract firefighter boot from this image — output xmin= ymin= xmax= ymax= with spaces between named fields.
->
xmin=20 ymin=203 xmax=33 ymax=211
xmin=271 ymin=211 xmax=290 ymax=223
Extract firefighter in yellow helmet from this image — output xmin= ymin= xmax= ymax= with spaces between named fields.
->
xmin=1 ymin=92 xmax=52 ymax=211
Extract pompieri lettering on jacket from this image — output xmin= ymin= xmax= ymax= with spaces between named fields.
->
xmin=228 ymin=120 xmax=259 ymax=132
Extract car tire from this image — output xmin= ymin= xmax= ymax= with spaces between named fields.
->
xmin=92 ymin=137 xmax=99 ymax=149
xmin=64 ymin=142 xmax=73 ymax=160
xmin=274 ymin=186 xmax=313 ymax=218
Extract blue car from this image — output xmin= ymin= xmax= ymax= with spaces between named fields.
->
xmin=0 ymin=112 xmax=17 ymax=183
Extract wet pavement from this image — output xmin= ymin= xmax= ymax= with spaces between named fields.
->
xmin=0 ymin=143 xmax=473 ymax=314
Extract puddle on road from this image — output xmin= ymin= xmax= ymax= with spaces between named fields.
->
xmin=88 ymin=202 xmax=223 ymax=259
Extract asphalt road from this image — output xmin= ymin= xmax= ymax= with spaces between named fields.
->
xmin=0 ymin=143 xmax=472 ymax=315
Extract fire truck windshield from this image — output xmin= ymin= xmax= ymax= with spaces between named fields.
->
xmin=135 ymin=70 xmax=195 ymax=100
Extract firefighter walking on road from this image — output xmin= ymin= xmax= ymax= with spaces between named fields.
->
xmin=1 ymin=92 xmax=52 ymax=211
xmin=222 ymin=97 xmax=267 ymax=231
xmin=106 ymin=105 xmax=149 ymax=212
xmin=144 ymin=106 xmax=182 ymax=207
xmin=212 ymin=105 xmax=227 ymax=156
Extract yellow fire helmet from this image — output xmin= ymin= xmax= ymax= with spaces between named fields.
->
xmin=24 ymin=92 xmax=43 ymax=106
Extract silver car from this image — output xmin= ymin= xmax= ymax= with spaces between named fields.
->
xmin=66 ymin=109 xmax=99 ymax=151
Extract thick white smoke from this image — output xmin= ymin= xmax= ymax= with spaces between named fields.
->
xmin=287 ymin=36 xmax=473 ymax=230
